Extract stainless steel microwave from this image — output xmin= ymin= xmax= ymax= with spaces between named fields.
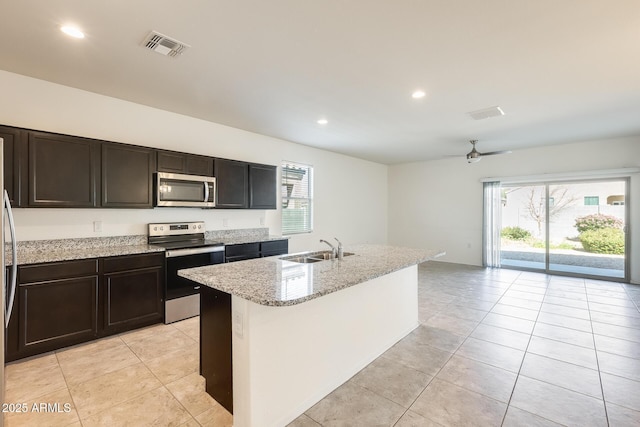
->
xmin=155 ymin=172 xmax=216 ymax=208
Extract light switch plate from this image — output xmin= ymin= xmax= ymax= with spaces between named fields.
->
xmin=93 ymin=221 xmax=102 ymax=232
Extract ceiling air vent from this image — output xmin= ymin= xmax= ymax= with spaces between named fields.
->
xmin=467 ymin=106 xmax=505 ymax=120
xmin=142 ymin=31 xmax=190 ymax=57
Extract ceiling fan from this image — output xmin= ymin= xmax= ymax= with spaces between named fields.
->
xmin=464 ymin=140 xmax=511 ymax=163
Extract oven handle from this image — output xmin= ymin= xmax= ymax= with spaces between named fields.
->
xmin=166 ymin=246 xmax=225 ymax=258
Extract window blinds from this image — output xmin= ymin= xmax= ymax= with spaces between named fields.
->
xmin=281 ymin=162 xmax=313 ymax=234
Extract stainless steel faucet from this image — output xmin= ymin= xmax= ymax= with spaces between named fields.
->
xmin=320 ymin=238 xmax=344 ymax=260
xmin=319 ymin=239 xmax=337 ymax=258
xmin=334 ymin=237 xmax=344 ymax=260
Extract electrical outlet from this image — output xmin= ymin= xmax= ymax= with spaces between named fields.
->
xmin=93 ymin=221 xmax=102 ymax=232
xmin=233 ymin=310 xmax=243 ymax=338
xmin=260 ymin=217 xmax=265 ymax=226
xmin=222 ymin=218 xmax=229 ymax=228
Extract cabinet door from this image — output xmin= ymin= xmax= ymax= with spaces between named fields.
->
xmin=200 ymin=286 xmax=233 ymax=413
xmin=102 ymin=266 xmax=164 ymax=334
xmin=157 ymin=150 xmax=187 ymax=174
xmin=28 ymin=131 xmax=100 ymax=207
xmin=214 ymin=158 xmax=248 ymax=208
xmin=158 ymin=150 xmax=213 ymax=176
xmin=249 ymin=164 xmax=277 ymax=209
xmin=18 ymin=275 xmax=99 ymax=356
xmin=102 ymin=143 xmax=156 ymax=208
xmin=186 ymin=154 xmax=214 ymax=176
xmin=0 ymin=125 xmax=27 ymax=206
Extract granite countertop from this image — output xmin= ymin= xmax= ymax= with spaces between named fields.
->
xmin=5 ymin=235 xmax=166 ymax=266
xmin=8 ymin=244 xmax=166 ymax=266
xmin=178 ymin=244 xmax=445 ymax=306
xmin=6 ymin=230 xmax=289 ymax=266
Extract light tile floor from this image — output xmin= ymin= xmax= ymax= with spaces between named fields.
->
xmin=4 ymin=262 xmax=640 ymax=426
xmin=3 ymin=316 xmax=232 ymax=427
xmin=289 ymin=262 xmax=640 ymax=427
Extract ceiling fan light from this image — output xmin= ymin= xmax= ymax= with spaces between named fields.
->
xmin=467 ymin=155 xmax=481 ymax=163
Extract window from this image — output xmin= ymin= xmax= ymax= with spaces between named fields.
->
xmin=281 ymin=161 xmax=313 ymax=234
xmin=584 ymin=196 xmax=599 ymax=206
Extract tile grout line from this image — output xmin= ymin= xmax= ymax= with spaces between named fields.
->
xmin=53 ymin=350 xmax=83 ymax=427
xmin=390 ymin=270 xmax=510 ymax=426
xmin=121 ymin=323 xmax=206 ymax=425
xmin=499 ymin=270 xmax=562 ymax=427
xmin=585 ymin=283 xmax=611 ymax=426
xmin=401 ymin=268 xmax=518 ymax=426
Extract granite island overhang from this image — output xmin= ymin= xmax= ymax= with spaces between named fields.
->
xmin=178 ymin=244 xmax=445 ymax=427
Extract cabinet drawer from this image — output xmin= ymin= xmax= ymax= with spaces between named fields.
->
xmin=103 ymin=252 xmax=165 ymax=273
xmin=19 ymin=259 xmax=98 ymax=283
xmin=225 ymin=243 xmax=259 ymax=258
xmin=261 ymin=240 xmax=288 ymax=255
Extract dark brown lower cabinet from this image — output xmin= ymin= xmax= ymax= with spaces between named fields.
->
xmin=102 ymin=253 xmax=164 ymax=334
xmin=7 ymin=259 xmax=99 ymax=361
xmin=5 ymin=253 xmax=165 ymax=362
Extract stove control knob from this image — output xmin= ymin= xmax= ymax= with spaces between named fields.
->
xmin=192 ymin=225 xmax=196 ymax=229
xmin=198 ymin=225 xmax=202 ymax=229
xmin=160 ymin=226 xmax=164 ymax=231
xmin=153 ymin=226 xmax=157 ymax=231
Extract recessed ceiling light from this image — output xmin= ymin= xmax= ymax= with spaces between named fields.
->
xmin=411 ymin=90 xmax=426 ymax=99
xmin=317 ymin=119 xmax=328 ymax=125
xmin=60 ymin=25 xmax=85 ymax=39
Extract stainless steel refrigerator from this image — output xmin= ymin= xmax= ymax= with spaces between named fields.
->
xmin=1 ymin=137 xmax=19 ymax=427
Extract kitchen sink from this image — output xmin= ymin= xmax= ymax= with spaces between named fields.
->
xmin=281 ymin=256 xmax=324 ymax=263
xmin=280 ymin=250 xmax=354 ymax=264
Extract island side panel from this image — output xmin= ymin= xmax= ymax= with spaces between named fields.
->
xmin=231 ymin=265 xmax=419 ymax=427
xmin=200 ymin=286 xmax=233 ymax=413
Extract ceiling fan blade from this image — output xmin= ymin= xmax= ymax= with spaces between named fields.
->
xmin=479 ymin=150 xmax=512 ymax=156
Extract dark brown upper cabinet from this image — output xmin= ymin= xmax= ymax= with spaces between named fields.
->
xmin=249 ymin=164 xmax=277 ymax=209
xmin=0 ymin=125 xmax=27 ymax=206
xmin=157 ymin=150 xmax=214 ymax=176
xmin=215 ymin=158 xmax=249 ymax=208
xmin=102 ymin=143 xmax=156 ymax=208
xmin=28 ymin=131 xmax=100 ymax=207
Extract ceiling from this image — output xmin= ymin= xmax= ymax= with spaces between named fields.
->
xmin=1 ymin=1 xmax=639 ymax=164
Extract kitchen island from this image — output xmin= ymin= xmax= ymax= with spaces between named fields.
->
xmin=179 ymin=244 xmax=444 ymax=427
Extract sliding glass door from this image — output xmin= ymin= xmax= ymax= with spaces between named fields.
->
xmin=500 ymin=184 xmax=547 ymax=271
xmin=498 ymin=179 xmax=628 ymax=281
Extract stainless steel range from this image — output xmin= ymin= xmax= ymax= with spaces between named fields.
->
xmin=148 ymin=221 xmax=224 ymax=323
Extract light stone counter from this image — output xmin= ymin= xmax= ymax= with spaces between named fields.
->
xmin=5 ymin=235 xmax=164 ymax=266
xmin=6 ymin=229 xmax=289 ymax=266
xmin=178 ymin=244 xmax=444 ymax=306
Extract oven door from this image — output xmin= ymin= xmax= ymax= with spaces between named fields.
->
xmin=156 ymin=172 xmax=216 ymax=207
xmin=165 ymin=247 xmax=224 ymax=300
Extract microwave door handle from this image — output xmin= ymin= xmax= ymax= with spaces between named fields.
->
xmin=4 ymin=190 xmax=17 ymax=327
xmin=203 ymin=181 xmax=209 ymax=203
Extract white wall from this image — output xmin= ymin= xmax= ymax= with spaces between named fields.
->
xmin=0 ymin=70 xmax=388 ymax=253
xmin=388 ymin=137 xmax=640 ymax=283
